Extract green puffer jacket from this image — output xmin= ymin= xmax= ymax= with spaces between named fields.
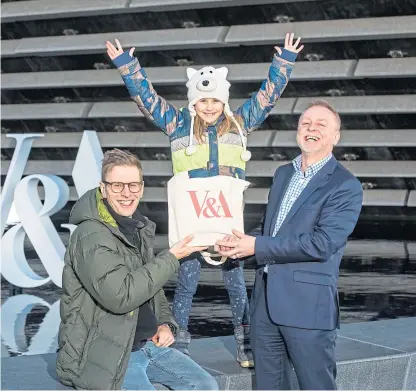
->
xmin=56 ymin=188 xmax=180 ymax=390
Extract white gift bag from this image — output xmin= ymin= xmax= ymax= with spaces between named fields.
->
xmin=168 ymin=174 xmax=250 ymax=265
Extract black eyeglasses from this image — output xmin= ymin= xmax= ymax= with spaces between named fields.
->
xmin=103 ymin=181 xmax=143 ymax=193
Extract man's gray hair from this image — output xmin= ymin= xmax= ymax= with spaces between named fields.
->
xmin=300 ymin=99 xmax=341 ymax=130
xmin=101 ymin=148 xmax=143 ymax=181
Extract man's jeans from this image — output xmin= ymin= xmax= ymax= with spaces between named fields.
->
xmin=122 ymin=341 xmax=219 ymax=390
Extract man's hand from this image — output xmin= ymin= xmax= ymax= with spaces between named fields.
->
xmin=216 ymin=229 xmax=256 ymax=259
xmin=274 ymin=32 xmax=304 ymax=56
xmin=151 ymin=325 xmax=175 ymax=348
xmin=169 ymin=235 xmax=208 ymax=260
xmin=106 ymin=39 xmax=135 ymax=60
xmin=215 ymin=234 xmax=237 ymax=252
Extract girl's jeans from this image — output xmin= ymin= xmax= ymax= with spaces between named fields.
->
xmin=172 ymin=253 xmax=250 ymax=330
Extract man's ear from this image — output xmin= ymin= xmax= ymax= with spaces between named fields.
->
xmin=333 ymin=131 xmax=341 ymax=146
xmin=99 ymin=182 xmax=106 ymax=197
xmin=139 ymin=181 xmax=145 ymax=198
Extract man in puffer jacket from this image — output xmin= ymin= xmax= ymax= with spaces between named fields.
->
xmin=56 ymin=148 xmax=218 ymax=390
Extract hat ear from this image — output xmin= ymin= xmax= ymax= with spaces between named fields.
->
xmin=186 ymin=67 xmax=198 ymax=80
xmin=216 ymin=67 xmax=229 ymax=79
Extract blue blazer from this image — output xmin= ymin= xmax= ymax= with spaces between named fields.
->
xmin=251 ymin=157 xmax=363 ymax=331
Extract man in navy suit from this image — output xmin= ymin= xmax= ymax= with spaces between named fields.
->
xmin=216 ymin=100 xmax=363 ymax=390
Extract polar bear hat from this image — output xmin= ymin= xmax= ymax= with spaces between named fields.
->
xmin=185 ymin=66 xmax=251 ymax=162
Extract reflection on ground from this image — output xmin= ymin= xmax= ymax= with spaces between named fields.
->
xmin=1 ymin=240 xmax=416 ymax=357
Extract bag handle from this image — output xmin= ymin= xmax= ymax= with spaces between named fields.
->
xmin=201 ymin=251 xmax=228 ymax=266
xmin=200 ymin=245 xmax=228 ymax=265
xmin=187 ymin=233 xmax=235 ymax=266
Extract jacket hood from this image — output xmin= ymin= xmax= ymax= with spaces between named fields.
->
xmin=69 ymin=188 xmax=117 ymax=227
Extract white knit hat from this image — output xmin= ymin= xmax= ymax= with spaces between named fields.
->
xmin=185 ymin=66 xmax=251 ymax=162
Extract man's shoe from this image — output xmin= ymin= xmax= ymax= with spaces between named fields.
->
xmin=173 ymin=329 xmax=191 ymax=356
xmin=234 ymin=325 xmax=254 ymax=368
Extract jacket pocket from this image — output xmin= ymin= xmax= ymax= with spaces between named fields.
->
xmin=293 ymin=270 xmax=332 ymax=286
xmin=78 ymin=326 xmax=97 ymax=370
xmin=117 ymin=349 xmax=127 ymax=369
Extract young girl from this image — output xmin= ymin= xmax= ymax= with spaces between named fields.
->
xmin=106 ymin=33 xmax=303 ymax=368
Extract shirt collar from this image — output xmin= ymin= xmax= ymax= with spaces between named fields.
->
xmin=292 ymin=153 xmax=333 ymax=178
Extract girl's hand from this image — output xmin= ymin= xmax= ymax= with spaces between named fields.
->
xmin=106 ymin=39 xmax=135 ymax=60
xmin=274 ymin=33 xmax=304 ymax=55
